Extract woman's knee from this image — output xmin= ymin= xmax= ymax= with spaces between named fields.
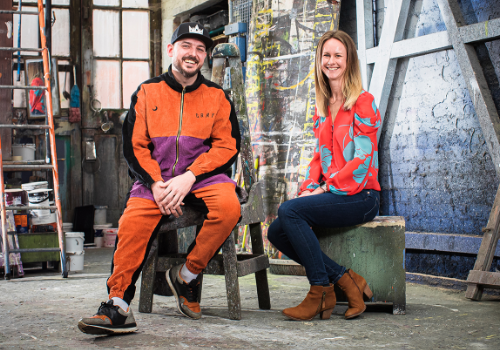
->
xmin=277 ymin=199 xmax=299 ymax=220
xmin=267 ymin=218 xmax=282 ymax=245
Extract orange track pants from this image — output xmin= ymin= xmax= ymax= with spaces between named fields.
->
xmin=107 ymin=182 xmax=241 ymax=303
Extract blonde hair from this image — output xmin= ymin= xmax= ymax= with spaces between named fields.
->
xmin=314 ymin=30 xmax=363 ymax=118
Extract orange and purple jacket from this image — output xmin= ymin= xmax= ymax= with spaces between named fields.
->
xmin=123 ymin=66 xmax=240 ymax=201
xmin=300 ymin=91 xmax=381 ymax=196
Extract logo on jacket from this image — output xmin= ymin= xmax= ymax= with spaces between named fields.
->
xmin=153 ymin=106 xmax=158 ymax=111
xmin=196 ymin=112 xmax=215 ymax=118
xmin=189 ymin=25 xmax=203 ymax=35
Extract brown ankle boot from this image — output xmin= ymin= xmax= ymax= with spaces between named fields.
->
xmin=282 ymin=284 xmax=337 ymax=321
xmin=336 ymin=269 xmax=373 ymax=319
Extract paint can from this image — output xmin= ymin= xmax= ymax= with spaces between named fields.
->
xmin=22 ymin=181 xmax=49 ymax=191
xmin=31 ymin=212 xmax=57 ymax=225
xmin=94 ymin=223 xmax=112 ymax=248
xmin=12 ymin=143 xmax=36 ymax=161
xmin=103 ymin=228 xmax=118 ymax=248
xmin=65 ymin=232 xmax=85 ymax=272
xmin=27 ymin=188 xmax=53 ymax=217
xmin=94 ymin=205 xmax=108 ymax=225
xmin=62 ymin=222 xmax=73 ymax=232
xmin=4 ymin=189 xmax=28 ymax=206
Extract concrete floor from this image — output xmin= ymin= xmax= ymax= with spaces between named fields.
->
xmin=0 ymin=248 xmax=499 ymax=349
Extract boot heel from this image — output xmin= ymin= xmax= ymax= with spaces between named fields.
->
xmin=363 ymin=284 xmax=373 ymax=299
xmin=320 ymin=308 xmax=334 ymax=320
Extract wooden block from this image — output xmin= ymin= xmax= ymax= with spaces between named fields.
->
xmin=315 ymin=216 xmax=406 ymax=314
xmin=17 ymin=232 xmax=60 ymax=263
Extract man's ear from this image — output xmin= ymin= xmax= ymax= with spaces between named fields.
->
xmin=167 ymin=43 xmax=174 ymax=58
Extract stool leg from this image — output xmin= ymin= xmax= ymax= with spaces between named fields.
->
xmin=250 ymin=223 xmax=271 ymax=310
xmin=221 ymin=232 xmax=241 ymax=320
xmin=139 ymin=235 xmax=159 ymax=313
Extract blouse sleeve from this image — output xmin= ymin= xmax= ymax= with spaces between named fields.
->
xmin=325 ymin=92 xmax=381 ymax=195
xmin=299 ymin=108 xmax=323 ymax=195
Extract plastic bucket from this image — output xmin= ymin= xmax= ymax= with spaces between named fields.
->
xmin=94 ymin=237 xmax=103 ymax=248
xmin=28 ymin=188 xmax=52 ymax=217
xmin=5 ymin=189 xmax=28 ymax=206
xmin=94 ymin=223 xmax=112 ymax=238
xmin=31 ymin=212 xmax=57 ymax=225
xmin=12 ymin=144 xmax=36 ymax=161
xmin=22 ymin=181 xmax=49 ymax=191
xmin=62 ymin=222 xmax=73 ymax=232
xmin=94 ymin=206 xmax=108 ymax=225
xmin=65 ymin=232 xmax=85 ymax=272
xmin=103 ymin=228 xmax=118 ymax=248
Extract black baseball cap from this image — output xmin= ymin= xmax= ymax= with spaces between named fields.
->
xmin=171 ymin=22 xmax=214 ymax=50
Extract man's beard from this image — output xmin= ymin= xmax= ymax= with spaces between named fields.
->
xmin=173 ymin=56 xmax=201 ymax=79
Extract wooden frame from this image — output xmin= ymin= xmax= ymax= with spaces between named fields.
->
xmin=25 ymin=57 xmax=47 ymax=119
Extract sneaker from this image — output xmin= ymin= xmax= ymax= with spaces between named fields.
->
xmin=78 ymin=300 xmax=137 ymax=335
xmin=166 ymin=264 xmax=202 ymax=319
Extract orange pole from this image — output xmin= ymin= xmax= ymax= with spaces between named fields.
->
xmin=37 ymin=0 xmax=67 ymax=276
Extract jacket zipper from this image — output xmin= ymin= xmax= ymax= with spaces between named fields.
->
xmin=172 ymin=87 xmax=185 ymax=177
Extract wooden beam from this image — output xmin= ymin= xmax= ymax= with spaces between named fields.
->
xmin=368 ymin=0 xmax=411 ymax=140
xmin=466 ymin=184 xmax=500 ymax=299
xmin=436 ymin=0 xmax=500 ymax=178
xmin=459 ymin=17 xmax=500 ymax=44
xmin=467 ymin=270 xmax=500 ymax=289
xmin=356 ymin=0 xmax=374 ymax=88
xmin=365 ymin=31 xmax=452 ymax=64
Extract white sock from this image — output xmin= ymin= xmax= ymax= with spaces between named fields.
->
xmin=111 ymin=297 xmax=129 ymax=312
xmin=180 ymin=264 xmax=198 ymax=283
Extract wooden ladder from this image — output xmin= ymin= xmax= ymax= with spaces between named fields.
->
xmin=465 ymin=185 xmax=500 ymax=299
xmin=0 ymin=0 xmax=67 ymax=278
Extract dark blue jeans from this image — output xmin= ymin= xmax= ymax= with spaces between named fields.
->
xmin=268 ymin=189 xmax=380 ymax=286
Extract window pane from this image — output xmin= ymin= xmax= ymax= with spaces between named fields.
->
xmin=122 ymin=61 xmax=149 ymax=108
xmin=93 ymin=10 xmax=120 ymax=57
xmin=93 ymin=60 xmax=121 ymax=108
xmin=122 ymin=11 xmax=149 ymax=59
xmin=93 ymin=0 xmax=120 ymax=6
xmin=122 ymin=0 xmax=149 ymax=8
xmin=52 ymin=9 xmax=70 ymax=56
xmin=13 ymin=7 xmax=40 ymax=56
xmin=59 ymin=70 xmax=71 ymax=109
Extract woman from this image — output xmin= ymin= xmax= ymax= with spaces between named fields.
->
xmin=268 ymin=30 xmax=381 ymax=321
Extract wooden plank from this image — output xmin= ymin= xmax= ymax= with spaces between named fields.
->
xmin=366 ymin=31 xmax=452 ymax=64
xmin=356 ymin=0 xmax=375 ymax=88
xmin=139 ymin=234 xmax=159 ymax=313
xmin=467 ymin=270 xmax=500 ymax=289
xmin=466 ymin=184 xmax=500 ymax=299
xmin=368 ymin=0 xmax=410 ymax=139
xmin=436 ymin=0 xmax=500 ymax=178
xmin=459 ymin=17 xmax=500 ymax=44
xmin=0 ymin=0 xmax=13 ymax=161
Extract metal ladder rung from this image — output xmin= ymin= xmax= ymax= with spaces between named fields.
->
xmin=0 ymin=47 xmax=43 ymax=52
xmin=0 ymin=10 xmax=39 ymax=15
xmin=9 ymin=248 xmax=61 ymax=253
xmin=0 ymin=124 xmax=51 ymax=129
xmin=6 ymin=205 xmax=57 ymax=210
xmin=3 ymin=160 xmax=47 ymax=165
xmin=3 ymin=164 xmax=53 ymax=170
xmin=0 ymin=85 xmax=47 ymax=90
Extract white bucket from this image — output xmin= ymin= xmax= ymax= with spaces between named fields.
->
xmin=94 ymin=206 xmax=108 ymax=225
xmin=28 ymin=188 xmax=52 ymax=217
xmin=31 ymin=212 xmax=57 ymax=225
xmin=22 ymin=181 xmax=49 ymax=191
xmin=62 ymin=222 xmax=73 ymax=232
xmin=65 ymin=232 xmax=85 ymax=272
xmin=94 ymin=223 xmax=112 ymax=238
xmin=12 ymin=144 xmax=36 ymax=161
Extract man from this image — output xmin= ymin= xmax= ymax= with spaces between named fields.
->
xmin=78 ymin=23 xmax=241 ymax=335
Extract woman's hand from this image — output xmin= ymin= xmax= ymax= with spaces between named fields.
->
xmin=298 ymin=187 xmax=326 ymax=198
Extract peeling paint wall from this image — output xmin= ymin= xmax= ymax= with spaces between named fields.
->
xmin=377 ymin=0 xmax=500 ymax=236
xmin=245 ymin=0 xmax=340 ymax=253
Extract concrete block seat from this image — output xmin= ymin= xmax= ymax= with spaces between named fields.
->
xmin=315 ymin=216 xmax=406 ymax=314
